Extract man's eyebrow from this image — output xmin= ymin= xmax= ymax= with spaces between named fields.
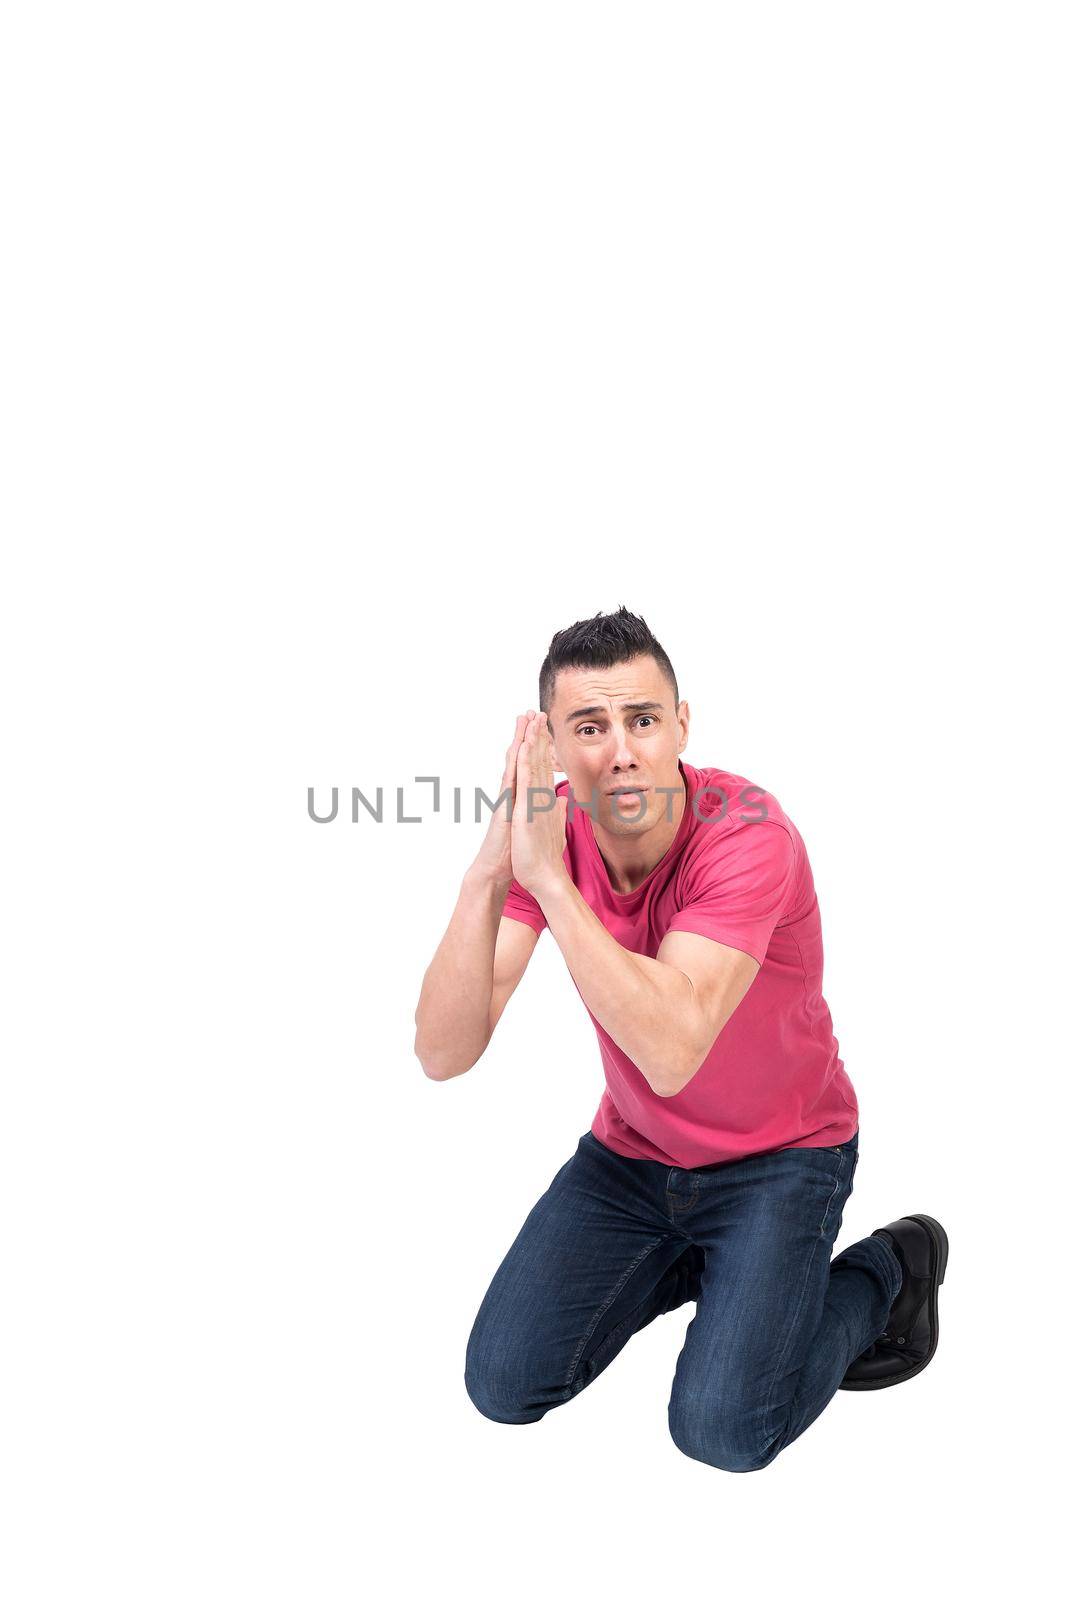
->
xmin=565 ymin=701 xmax=664 ymax=724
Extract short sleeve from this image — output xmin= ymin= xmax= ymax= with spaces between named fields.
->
xmin=665 ymin=819 xmax=797 ymax=965
xmin=501 ymin=876 xmax=547 ymax=936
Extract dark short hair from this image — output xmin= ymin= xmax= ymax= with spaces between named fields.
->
xmin=538 ymin=606 xmax=679 ymax=722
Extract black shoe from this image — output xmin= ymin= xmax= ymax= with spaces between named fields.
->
xmin=839 ymin=1214 xmax=949 ymax=1391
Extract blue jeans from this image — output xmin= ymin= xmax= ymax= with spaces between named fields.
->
xmin=464 ymin=1125 xmax=903 ymax=1471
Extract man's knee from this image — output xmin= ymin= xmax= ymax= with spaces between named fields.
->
xmin=667 ymin=1390 xmax=778 ymax=1473
xmin=464 ymin=1359 xmax=548 ymax=1424
xmin=464 ymin=1331 xmax=559 ymax=1425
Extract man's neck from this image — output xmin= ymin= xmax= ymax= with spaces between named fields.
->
xmin=589 ymin=766 xmax=689 ymax=894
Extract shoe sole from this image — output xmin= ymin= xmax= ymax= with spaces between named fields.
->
xmin=839 ymin=1213 xmax=949 ymax=1392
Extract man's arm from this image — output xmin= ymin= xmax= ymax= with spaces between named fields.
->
xmin=508 ymin=711 xmax=764 ymax=1096
xmin=415 ymin=712 xmax=541 ymax=1080
xmin=532 ymin=875 xmax=757 ymax=1096
xmin=414 ymin=870 xmax=539 ymax=1080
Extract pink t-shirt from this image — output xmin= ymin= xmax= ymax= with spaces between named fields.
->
xmin=501 ymin=759 xmax=858 ymax=1169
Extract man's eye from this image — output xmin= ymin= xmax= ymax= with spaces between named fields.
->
xmin=577 ymin=718 xmax=656 ymax=736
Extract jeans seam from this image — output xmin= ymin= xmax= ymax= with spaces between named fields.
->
xmin=563 ymin=1233 xmax=672 ymax=1394
xmin=817 ymin=1164 xmax=842 ymax=1237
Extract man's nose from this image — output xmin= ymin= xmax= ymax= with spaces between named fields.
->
xmin=609 ymin=728 xmax=639 ymax=767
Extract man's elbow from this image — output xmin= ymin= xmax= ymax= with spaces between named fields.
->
xmin=421 ymin=1060 xmax=468 ymax=1082
xmin=649 ymin=1068 xmax=688 ymax=1099
xmin=417 ymin=1049 xmax=472 ymax=1082
xmin=648 ymin=1035 xmax=716 ymax=1098
xmin=415 ymin=1031 xmax=485 ymax=1082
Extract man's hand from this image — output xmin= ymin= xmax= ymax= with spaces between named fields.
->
xmin=467 ymin=712 xmax=536 ymax=891
xmin=511 ymin=711 xmax=569 ymax=897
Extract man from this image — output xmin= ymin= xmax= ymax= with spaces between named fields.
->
xmin=414 ymin=607 xmax=948 ymax=1471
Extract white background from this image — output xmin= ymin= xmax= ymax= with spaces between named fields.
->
xmin=2 ymin=3 xmax=1064 ymax=1596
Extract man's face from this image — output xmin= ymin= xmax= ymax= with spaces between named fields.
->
xmin=546 ymin=655 xmax=690 ymax=835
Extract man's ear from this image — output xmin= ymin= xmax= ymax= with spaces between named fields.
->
xmin=676 ymin=700 xmax=690 ymax=757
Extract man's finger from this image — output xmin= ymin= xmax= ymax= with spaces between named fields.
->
xmin=507 ymin=711 xmax=531 ymax=760
xmin=533 ymin=713 xmax=552 ymax=784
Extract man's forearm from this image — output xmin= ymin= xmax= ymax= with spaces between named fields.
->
xmin=532 ymin=871 xmax=699 ymax=1096
xmin=414 ymin=868 xmax=508 ymax=1078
